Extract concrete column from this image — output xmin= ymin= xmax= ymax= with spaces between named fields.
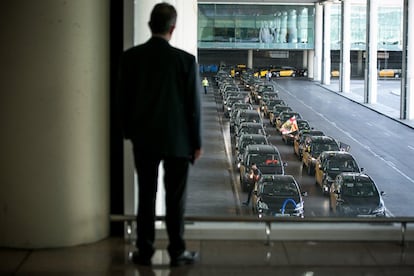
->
xmin=322 ymin=2 xmax=332 ymax=85
xmin=308 ymin=50 xmax=315 ymax=79
xmin=0 ymin=0 xmax=110 ymax=248
xmin=340 ymin=0 xmax=351 ymax=93
xmin=287 ymin=9 xmax=297 ymax=43
xmin=401 ymin=0 xmax=414 ymax=120
xmin=298 ymin=8 xmax=309 ymax=44
xmin=314 ymin=3 xmax=323 ymax=82
xmin=364 ymin=0 xmax=378 ymax=104
xmin=280 ymin=11 xmax=288 ymax=43
xmin=357 ymin=51 xmax=364 ymax=77
xmin=247 ymin=49 xmax=253 ymax=69
xmin=303 ymin=50 xmax=308 ymax=70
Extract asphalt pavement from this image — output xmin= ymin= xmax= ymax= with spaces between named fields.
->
xmin=321 ymin=79 xmax=414 ymax=129
xmin=186 ymin=75 xmax=414 ymax=217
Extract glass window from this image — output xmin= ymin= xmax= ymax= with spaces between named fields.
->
xmin=198 ymin=4 xmax=315 ymax=50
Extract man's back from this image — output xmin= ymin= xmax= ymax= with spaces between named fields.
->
xmin=119 ymin=37 xmax=201 ymax=157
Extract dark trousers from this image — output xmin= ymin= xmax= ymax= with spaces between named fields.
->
xmin=245 ymin=182 xmax=254 ymax=204
xmin=132 ymin=148 xmax=190 ymax=259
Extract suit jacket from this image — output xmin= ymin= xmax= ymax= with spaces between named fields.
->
xmin=118 ymin=37 xmax=202 ymax=158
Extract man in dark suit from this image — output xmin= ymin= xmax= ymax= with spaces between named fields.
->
xmin=118 ymin=3 xmax=202 ymax=267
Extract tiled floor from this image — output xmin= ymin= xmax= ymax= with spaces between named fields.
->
xmin=1 ymin=237 xmax=414 ymax=275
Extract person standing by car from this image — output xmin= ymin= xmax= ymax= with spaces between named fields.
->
xmin=243 ymin=163 xmax=262 ymax=206
xmin=202 ymin=77 xmax=209 ymax=94
xmin=118 ymin=3 xmax=202 ymax=267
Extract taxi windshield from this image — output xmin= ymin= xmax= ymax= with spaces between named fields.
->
xmin=342 ymin=180 xmax=378 ymax=197
xmin=249 ymin=154 xmax=280 ymax=166
xmin=262 ymin=182 xmax=297 ymax=196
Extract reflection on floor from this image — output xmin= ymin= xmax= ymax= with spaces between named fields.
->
xmin=2 ymin=237 xmax=414 ymax=275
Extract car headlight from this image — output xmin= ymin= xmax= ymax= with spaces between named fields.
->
xmin=227 ymin=107 xmax=231 ymax=111
xmin=372 ymin=200 xmax=386 ymax=216
xmin=294 ymin=201 xmax=304 ymax=213
xmin=258 ymin=201 xmax=269 ymax=210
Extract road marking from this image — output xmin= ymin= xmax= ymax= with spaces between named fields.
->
xmin=275 ymin=83 xmax=414 ymax=185
xmin=408 ymin=145 xmax=414 ymax=151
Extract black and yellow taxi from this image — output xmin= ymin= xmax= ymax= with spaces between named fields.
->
xmin=252 ymin=84 xmax=276 ymax=104
xmin=281 ymin=119 xmax=311 ymax=145
xmin=302 ymin=136 xmax=340 ymax=175
xmin=252 ymin=175 xmax=305 ymax=218
xmin=234 ymin=122 xmax=267 ymax=139
xmin=270 ymin=66 xmax=296 ymax=77
xmin=378 ymin=68 xmax=401 ymax=79
xmin=235 ymin=133 xmax=269 ymax=164
xmin=315 ymin=151 xmax=361 ymax=194
xmin=261 ymin=99 xmax=285 ymax=117
xmin=238 ymin=144 xmax=285 ymax=192
xmin=293 ymin=130 xmax=325 ymax=160
xmin=269 ymin=105 xmax=292 ymax=126
xmin=329 ymin=172 xmax=386 ymax=217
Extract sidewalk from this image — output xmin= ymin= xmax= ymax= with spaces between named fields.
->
xmin=320 ymin=79 xmax=414 ymax=129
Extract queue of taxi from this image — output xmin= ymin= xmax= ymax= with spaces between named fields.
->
xmin=215 ymin=68 xmax=387 ymax=218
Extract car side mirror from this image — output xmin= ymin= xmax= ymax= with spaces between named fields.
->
xmin=380 ymin=191 xmax=386 ymax=196
xmin=253 ymin=190 xmax=258 ymax=195
xmin=302 ymin=191 xmax=308 ymax=197
xmin=360 ymin=167 xmax=364 ymax=172
xmin=283 ymin=162 xmax=288 ymax=167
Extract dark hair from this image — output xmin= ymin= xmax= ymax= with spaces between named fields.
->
xmin=149 ymin=2 xmax=177 ymax=34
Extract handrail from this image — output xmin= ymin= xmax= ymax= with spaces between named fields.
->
xmin=110 ymin=214 xmax=414 ymax=246
xmin=110 ymin=214 xmax=414 ymax=223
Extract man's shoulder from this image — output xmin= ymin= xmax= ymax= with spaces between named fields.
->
xmin=170 ymin=45 xmax=195 ymax=60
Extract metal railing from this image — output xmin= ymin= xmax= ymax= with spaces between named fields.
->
xmin=110 ymin=214 xmax=414 ymax=246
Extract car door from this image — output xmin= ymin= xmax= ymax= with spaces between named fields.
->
xmin=315 ymin=156 xmax=325 ymax=186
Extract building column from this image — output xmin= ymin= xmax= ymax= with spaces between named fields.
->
xmin=322 ymin=2 xmax=331 ymax=85
xmin=401 ymin=0 xmax=414 ymax=120
xmin=357 ymin=51 xmax=364 ymax=77
xmin=303 ymin=50 xmax=308 ymax=71
xmin=313 ymin=3 xmax=323 ymax=82
xmin=0 ymin=0 xmax=110 ymax=248
xmin=340 ymin=0 xmax=351 ymax=93
xmin=247 ymin=49 xmax=253 ymax=69
xmin=364 ymin=0 xmax=378 ymax=104
xmin=308 ymin=50 xmax=315 ymax=78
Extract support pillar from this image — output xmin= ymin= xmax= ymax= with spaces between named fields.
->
xmin=0 ymin=0 xmax=110 ymax=248
xmin=322 ymin=2 xmax=331 ymax=85
xmin=364 ymin=0 xmax=378 ymax=104
xmin=401 ymin=0 xmax=414 ymax=120
xmin=314 ymin=3 xmax=323 ymax=82
xmin=248 ymin=49 xmax=253 ymax=69
xmin=340 ymin=0 xmax=351 ymax=93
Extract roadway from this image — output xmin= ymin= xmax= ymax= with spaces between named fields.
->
xmin=186 ymin=76 xmax=414 ymax=218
